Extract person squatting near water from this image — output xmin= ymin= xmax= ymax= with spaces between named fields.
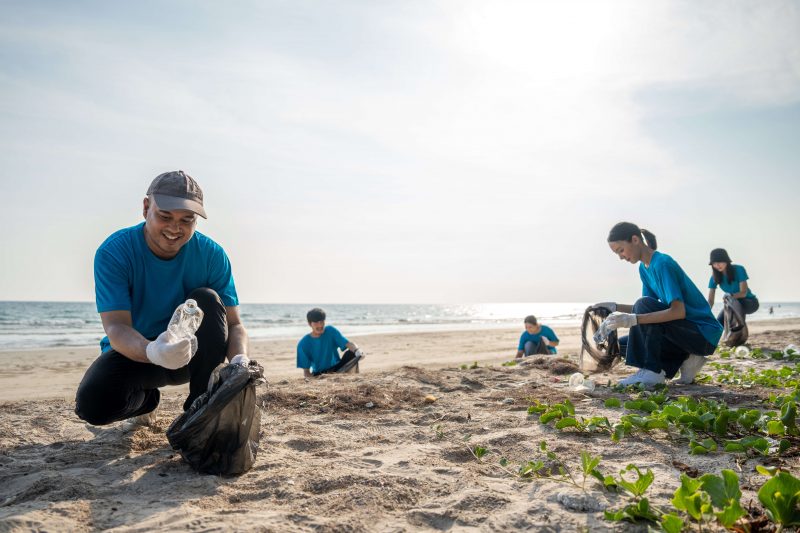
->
xmin=707 ymin=247 xmax=760 ymax=326
xmin=297 ymin=307 xmax=365 ymax=378
xmin=515 ymin=315 xmax=560 ymax=358
xmin=593 ymin=222 xmax=723 ymax=387
xmin=75 ymin=170 xmax=249 ymax=431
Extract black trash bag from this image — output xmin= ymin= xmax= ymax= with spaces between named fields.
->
xmin=579 ymin=305 xmax=622 ymax=373
xmin=167 ymin=360 xmax=266 ymax=475
xmin=721 ymin=295 xmax=749 ymax=347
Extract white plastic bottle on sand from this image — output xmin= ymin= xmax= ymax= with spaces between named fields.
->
xmin=734 ymin=345 xmax=750 ymax=358
xmin=168 ymin=299 xmax=204 ymax=355
xmin=568 ymin=372 xmax=595 ymax=392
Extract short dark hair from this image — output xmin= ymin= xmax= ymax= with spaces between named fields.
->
xmin=607 ymin=221 xmax=658 ymax=251
xmin=306 ymin=308 xmax=326 ymax=323
xmin=524 ymin=315 xmax=538 ymax=326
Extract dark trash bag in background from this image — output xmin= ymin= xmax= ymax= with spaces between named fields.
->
xmin=721 ymin=296 xmax=749 ymax=348
xmin=167 ymin=361 xmax=266 ymax=476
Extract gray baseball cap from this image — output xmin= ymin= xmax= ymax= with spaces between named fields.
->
xmin=146 ymin=170 xmax=207 ymax=218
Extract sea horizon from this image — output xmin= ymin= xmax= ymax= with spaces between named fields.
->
xmin=1 ymin=300 xmax=798 ymax=351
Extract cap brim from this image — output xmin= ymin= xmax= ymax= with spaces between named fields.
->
xmin=152 ymin=194 xmax=207 ymax=218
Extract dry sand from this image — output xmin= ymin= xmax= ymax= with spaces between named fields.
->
xmin=1 ymin=320 xmax=799 ymax=531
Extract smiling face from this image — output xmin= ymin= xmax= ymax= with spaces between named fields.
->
xmin=142 ymin=196 xmax=198 ymax=259
xmin=608 ymin=235 xmax=642 ymax=264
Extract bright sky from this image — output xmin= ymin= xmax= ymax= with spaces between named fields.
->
xmin=1 ymin=1 xmax=799 ymax=304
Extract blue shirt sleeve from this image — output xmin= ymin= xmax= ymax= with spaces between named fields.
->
xmin=542 ymin=325 xmax=559 ymax=342
xmin=296 ymin=338 xmax=311 ymax=369
xmin=708 ymin=276 xmax=717 ymax=290
xmin=518 ymin=332 xmax=527 ymax=351
xmin=94 ymin=246 xmax=132 ymax=313
xmin=206 ymin=243 xmax=239 ymax=307
xmin=735 ymin=265 xmax=749 ymax=283
xmin=329 ymin=326 xmax=349 ymax=350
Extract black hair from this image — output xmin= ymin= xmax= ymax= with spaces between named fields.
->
xmin=306 ymin=308 xmax=326 ymax=323
xmin=607 ymin=222 xmax=657 ymax=251
xmin=712 ymin=263 xmax=736 ymax=285
xmin=524 ymin=315 xmax=538 ymax=326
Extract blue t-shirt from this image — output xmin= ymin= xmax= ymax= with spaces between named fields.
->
xmin=297 ymin=325 xmax=349 ymax=373
xmin=94 ymin=222 xmax=239 ymax=353
xmin=518 ymin=325 xmax=559 ymax=354
xmin=708 ymin=264 xmax=755 ymax=299
xmin=639 ymin=251 xmax=722 ymax=346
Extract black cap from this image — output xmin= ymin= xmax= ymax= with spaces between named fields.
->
xmin=709 ymin=248 xmax=731 ymax=264
xmin=146 ymin=170 xmax=206 ymax=219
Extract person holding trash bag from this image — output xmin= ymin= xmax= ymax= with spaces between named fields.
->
xmin=706 ymin=247 xmax=760 ymax=326
xmin=75 ymin=170 xmax=249 ymax=430
xmin=515 ymin=315 xmax=559 ymax=358
xmin=297 ymin=307 xmax=364 ymax=377
xmin=593 ymin=222 xmax=722 ymax=386
xmin=167 ymin=355 xmax=265 ymax=475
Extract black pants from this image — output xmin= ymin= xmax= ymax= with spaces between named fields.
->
xmin=313 ymin=350 xmax=359 ymax=376
xmin=716 ymin=297 xmax=759 ymax=326
xmin=75 ymin=288 xmax=228 ymax=426
xmin=618 ymin=297 xmax=717 ymax=379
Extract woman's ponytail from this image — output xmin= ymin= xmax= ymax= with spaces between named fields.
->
xmin=640 ymin=229 xmax=657 ymax=251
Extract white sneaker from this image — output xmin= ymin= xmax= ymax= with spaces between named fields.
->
xmin=673 ymin=355 xmax=706 ymax=385
xmin=122 ymin=405 xmax=159 ymax=432
xmin=618 ymin=369 xmax=646 ymax=386
xmin=619 ymin=368 xmax=665 ymax=386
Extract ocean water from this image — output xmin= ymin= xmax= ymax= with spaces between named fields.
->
xmin=0 ymin=300 xmax=797 ymax=351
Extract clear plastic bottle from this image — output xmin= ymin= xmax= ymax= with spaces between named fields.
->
xmin=568 ymin=372 xmax=595 ymax=392
xmin=168 ymin=299 xmax=204 ymax=356
xmin=593 ymin=321 xmax=610 ymax=344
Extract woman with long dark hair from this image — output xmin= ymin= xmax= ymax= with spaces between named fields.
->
xmin=707 ymin=248 xmax=759 ymax=325
xmin=595 ymin=222 xmax=723 ymax=385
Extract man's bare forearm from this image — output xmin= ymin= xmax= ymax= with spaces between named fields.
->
xmin=107 ymin=324 xmax=150 ymax=363
xmin=227 ymin=324 xmax=249 ymax=358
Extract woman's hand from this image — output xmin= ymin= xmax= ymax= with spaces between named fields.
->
xmin=604 ymin=312 xmax=638 ymax=330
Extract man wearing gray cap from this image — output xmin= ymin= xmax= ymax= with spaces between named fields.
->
xmin=75 ymin=170 xmax=249 ymax=430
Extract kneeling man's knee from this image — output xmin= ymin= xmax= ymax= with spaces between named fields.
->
xmin=187 ymin=287 xmax=223 ymax=309
xmin=75 ymin=383 xmax=115 ymax=426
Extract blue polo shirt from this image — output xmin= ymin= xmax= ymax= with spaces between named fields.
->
xmin=518 ymin=325 xmax=559 ymax=354
xmin=708 ymin=264 xmax=756 ymax=299
xmin=94 ymin=222 xmax=239 ymax=353
xmin=640 ymin=251 xmax=722 ymax=346
xmin=297 ymin=325 xmax=349 ymax=373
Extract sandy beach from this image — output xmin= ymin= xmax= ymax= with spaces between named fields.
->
xmin=1 ymin=319 xmax=799 ymax=531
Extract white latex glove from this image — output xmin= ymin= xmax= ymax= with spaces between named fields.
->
xmin=604 ymin=312 xmax=638 ymax=330
xmin=355 ymin=348 xmax=365 ymax=360
xmin=146 ymin=331 xmax=193 ymax=370
xmin=230 ymin=354 xmax=250 ymax=366
xmin=541 ymin=337 xmax=551 ymax=346
xmin=592 ymin=301 xmax=617 ymax=313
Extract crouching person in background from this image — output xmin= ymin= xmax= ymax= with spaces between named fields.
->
xmin=297 ymin=307 xmax=364 ymax=377
xmin=515 ymin=315 xmax=559 ymax=358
